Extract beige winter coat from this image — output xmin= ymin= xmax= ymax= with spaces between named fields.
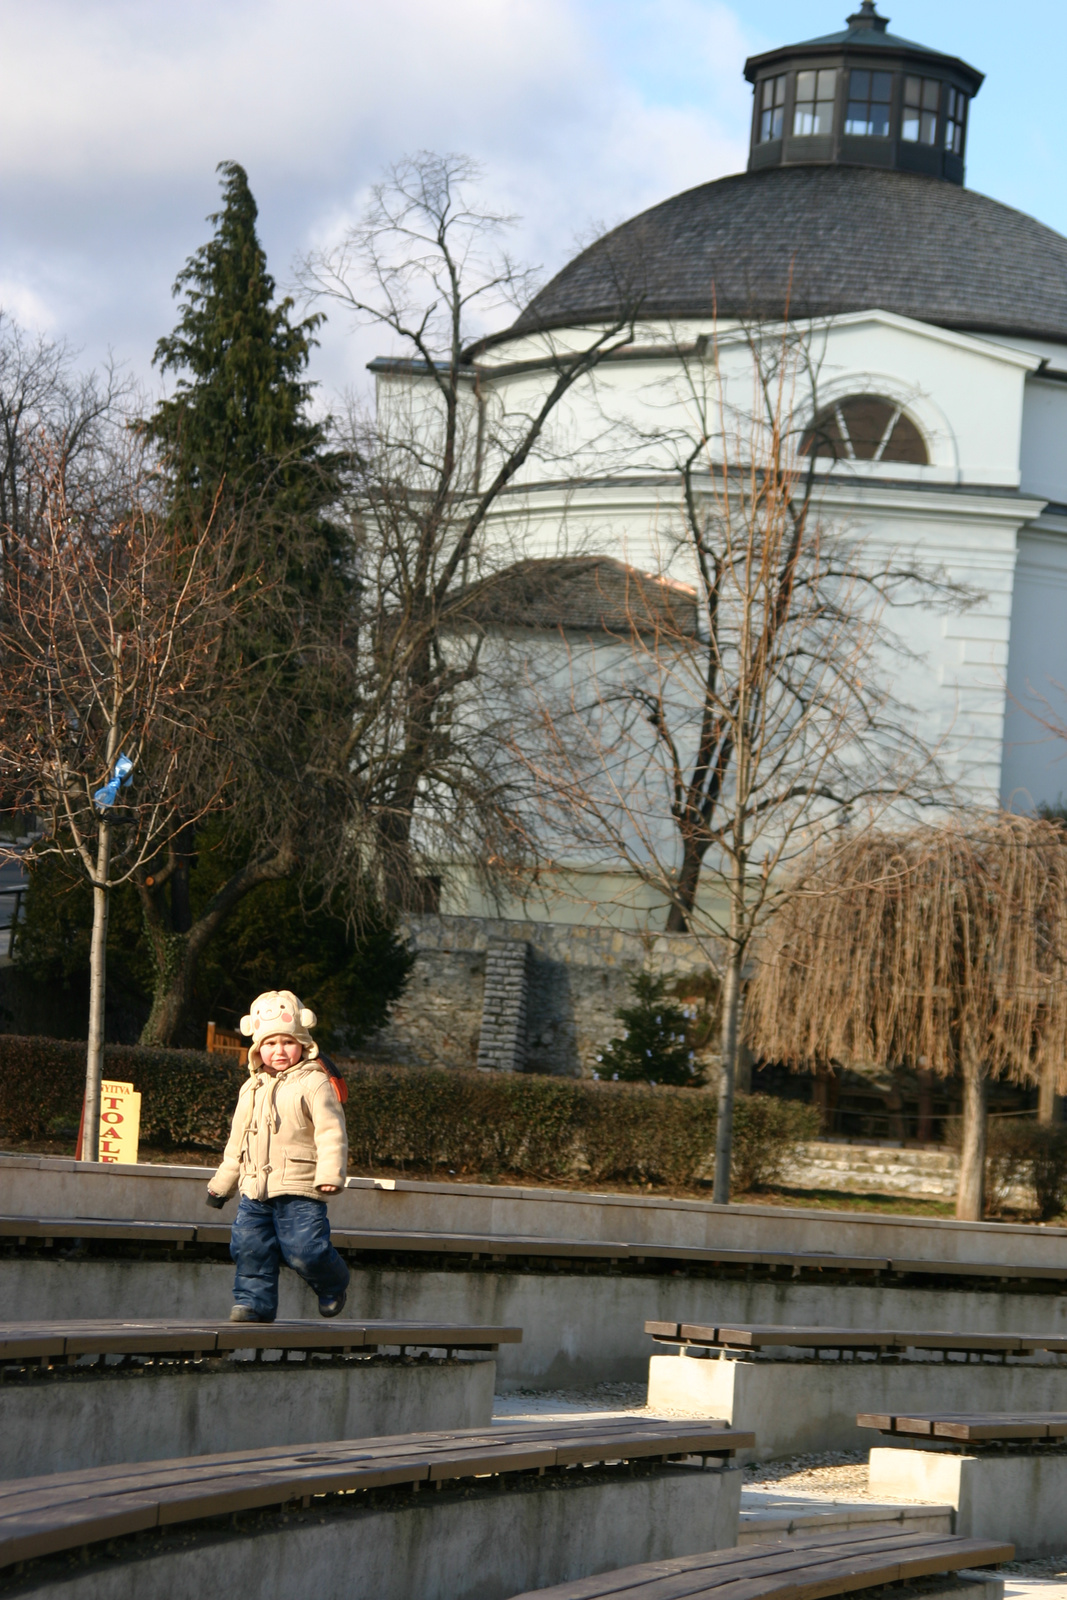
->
xmin=210 ymin=1062 xmax=348 ymax=1202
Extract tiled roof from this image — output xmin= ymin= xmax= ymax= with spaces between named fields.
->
xmin=502 ymin=166 xmax=1067 ymax=347
xmin=453 ymin=558 xmax=698 ymax=638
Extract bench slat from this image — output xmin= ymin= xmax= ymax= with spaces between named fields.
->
xmin=653 ymin=1323 xmax=1042 ymax=1356
xmin=859 ymin=1409 xmax=1067 ymax=1442
xmin=0 ymin=1318 xmax=522 ymax=1361
xmin=0 ymin=1419 xmax=748 ymax=1569
xmin=1 ymin=1493 xmax=162 ymax=1567
xmin=503 ymin=1530 xmax=1013 ymax=1600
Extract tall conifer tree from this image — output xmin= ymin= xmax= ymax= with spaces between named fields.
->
xmin=146 ymin=159 xmax=336 ymax=542
xmin=135 ymin=162 xmax=349 ymax=1045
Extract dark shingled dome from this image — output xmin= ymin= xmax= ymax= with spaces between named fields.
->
xmin=502 ymin=165 xmax=1067 ymax=347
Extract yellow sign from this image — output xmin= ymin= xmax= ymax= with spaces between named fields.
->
xmin=97 ymin=1080 xmax=141 ymax=1165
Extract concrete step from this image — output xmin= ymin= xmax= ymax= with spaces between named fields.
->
xmin=0 ymin=1421 xmax=743 ymax=1600
xmin=649 ymin=1353 xmax=1067 ymax=1462
xmin=738 ymin=1489 xmax=954 ymax=1542
xmin=871 ymin=1444 xmax=1067 ymax=1560
xmin=0 ymin=1348 xmax=497 ymax=1479
xmin=5 ymin=1153 xmax=1067 ymax=1393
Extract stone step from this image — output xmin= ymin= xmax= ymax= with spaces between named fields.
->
xmin=737 ymin=1491 xmax=954 ymax=1543
xmin=781 ymin=1142 xmax=1032 ymax=1206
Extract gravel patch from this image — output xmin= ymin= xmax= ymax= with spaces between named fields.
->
xmin=743 ymin=1451 xmax=872 ymax=1497
xmin=493 ymin=1383 xmax=648 ymax=1419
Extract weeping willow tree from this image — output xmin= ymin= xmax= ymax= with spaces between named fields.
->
xmin=746 ymin=817 xmax=1067 ymax=1220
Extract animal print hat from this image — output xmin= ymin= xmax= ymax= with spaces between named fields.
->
xmin=240 ymin=989 xmax=320 ymax=1069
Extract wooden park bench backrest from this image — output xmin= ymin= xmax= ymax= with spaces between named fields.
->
xmin=205 ymin=1022 xmax=248 ymax=1067
xmin=0 ymin=1418 xmax=753 ymax=1570
xmin=503 ymin=1526 xmax=1014 ymax=1600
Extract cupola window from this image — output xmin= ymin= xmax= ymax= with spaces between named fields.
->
xmin=801 ymin=397 xmax=928 ymax=465
xmin=758 ymin=74 xmax=787 ymax=142
xmin=902 ymin=76 xmax=940 ymax=144
xmin=945 ymin=86 xmax=967 ymax=154
xmin=845 ymin=69 xmax=892 ymax=136
xmin=793 ymin=69 xmax=837 ymax=136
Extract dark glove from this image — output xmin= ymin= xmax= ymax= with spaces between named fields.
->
xmin=205 ymin=1191 xmax=227 ymax=1209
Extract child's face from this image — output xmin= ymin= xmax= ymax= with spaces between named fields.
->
xmin=259 ymin=1035 xmax=305 ymax=1072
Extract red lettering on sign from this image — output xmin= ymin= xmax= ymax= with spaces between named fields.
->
xmin=101 ymin=1111 xmax=123 ymax=1124
xmin=104 ymin=1097 xmax=122 ymax=1110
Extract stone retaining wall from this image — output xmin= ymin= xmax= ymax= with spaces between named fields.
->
xmin=373 ymin=913 xmax=713 ymax=1075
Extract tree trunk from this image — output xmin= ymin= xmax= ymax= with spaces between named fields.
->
xmin=665 ymin=836 xmax=705 ymax=933
xmin=138 ymin=843 xmax=296 ymax=1046
xmin=917 ymin=1069 xmax=935 ymax=1143
xmin=1038 ymin=1060 xmax=1061 ymax=1125
xmin=83 ymin=819 xmax=111 ymax=1164
xmin=956 ymin=1057 xmax=988 ymax=1221
xmin=713 ymin=947 xmax=743 ymax=1204
xmin=139 ymin=930 xmax=198 ymax=1048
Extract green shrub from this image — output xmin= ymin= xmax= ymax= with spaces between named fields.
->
xmin=0 ymin=1034 xmax=243 ymax=1147
xmin=731 ymin=1095 xmax=821 ymax=1192
xmin=1028 ymin=1127 xmax=1067 ymax=1221
xmin=0 ymin=1035 xmax=817 ymax=1192
xmin=983 ymin=1118 xmax=1067 ymax=1221
xmin=578 ymin=1082 xmax=717 ymax=1185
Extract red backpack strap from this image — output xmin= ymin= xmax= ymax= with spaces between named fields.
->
xmin=317 ymin=1053 xmax=348 ymax=1105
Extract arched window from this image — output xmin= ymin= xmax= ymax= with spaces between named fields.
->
xmin=801 ymin=396 xmax=928 ymax=465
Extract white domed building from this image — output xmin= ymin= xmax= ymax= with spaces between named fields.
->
xmin=377 ymin=2 xmax=1067 ymax=971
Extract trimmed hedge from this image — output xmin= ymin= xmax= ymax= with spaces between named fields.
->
xmin=0 ymin=1034 xmax=244 ymax=1148
xmin=0 ymin=1035 xmax=818 ymax=1189
xmin=341 ymin=1066 xmax=721 ymax=1186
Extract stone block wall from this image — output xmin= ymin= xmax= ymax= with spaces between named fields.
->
xmin=368 ymin=913 xmax=713 ymax=1076
xmin=476 ymin=939 xmax=530 ymax=1071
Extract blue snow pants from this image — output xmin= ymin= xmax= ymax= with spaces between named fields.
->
xmin=230 ymin=1194 xmax=350 ymax=1320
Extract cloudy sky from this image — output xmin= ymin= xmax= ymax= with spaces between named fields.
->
xmin=2 ymin=0 xmax=1064 ymax=405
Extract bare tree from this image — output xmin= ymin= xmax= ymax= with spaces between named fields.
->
xmin=0 ymin=312 xmax=131 ymax=591
xmin=0 ymin=442 xmax=245 ymax=1157
xmin=513 ymin=321 xmax=962 ymax=1198
xmin=299 ymin=152 xmax=644 ymax=911
xmin=746 ymin=817 xmax=1067 ymax=1220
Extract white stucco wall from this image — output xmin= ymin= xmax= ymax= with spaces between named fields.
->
xmin=1001 ymin=515 xmax=1067 ymax=809
xmin=376 ymin=303 xmax=1067 ymax=914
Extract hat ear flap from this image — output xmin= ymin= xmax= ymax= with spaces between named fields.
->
xmin=299 ymin=1007 xmax=317 ymax=1029
xmin=240 ymin=1014 xmax=254 ymax=1037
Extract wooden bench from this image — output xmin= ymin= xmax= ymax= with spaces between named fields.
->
xmin=3 ymin=1212 xmax=1067 ymax=1284
xmin=859 ymin=1409 xmax=1067 ymax=1444
xmin=0 ymin=1317 xmax=521 ymax=1366
xmin=205 ymin=1021 xmax=247 ymax=1066
xmin=647 ymin=1321 xmax=1067 ymax=1360
xmin=0 ymin=1417 xmax=751 ymax=1570
xmin=503 ymin=1526 xmax=1013 ymax=1600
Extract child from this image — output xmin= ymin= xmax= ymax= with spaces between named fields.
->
xmin=206 ymin=989 xmax=351 ymax=1323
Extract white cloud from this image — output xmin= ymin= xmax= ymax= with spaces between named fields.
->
xmin=0 ymin=0 xmax=759 ymax=395
xmin=0 ymin=277 xmax=60 ymax=333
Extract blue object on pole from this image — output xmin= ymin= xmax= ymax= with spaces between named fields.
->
xmin=93 ymin=754 xmax=134 ymax=811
